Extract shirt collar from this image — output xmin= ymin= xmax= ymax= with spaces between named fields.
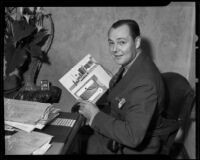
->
xmin=122 ymin=49 xmax=141 ymax=76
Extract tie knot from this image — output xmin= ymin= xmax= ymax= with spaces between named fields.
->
xmin=119 ymin=67 xmax=125 ymax=75
xmin=109 ymin=67 xmax=125 ymax=89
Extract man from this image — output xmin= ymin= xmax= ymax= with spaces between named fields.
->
xmin=75 ymin=19 xmax=165 ymax=154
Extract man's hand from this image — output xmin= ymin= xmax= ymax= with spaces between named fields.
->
xmin=78 ymin=100 xmax=100 ymax=125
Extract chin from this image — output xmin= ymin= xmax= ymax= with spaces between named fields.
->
xmin=115 ymin=59 xmax=125 ymax=66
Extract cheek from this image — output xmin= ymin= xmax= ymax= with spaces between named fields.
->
xmin=120 ymin=47 xmax=135 ymax=64
xmin=122 ymin=46 xmax=133 ymax=58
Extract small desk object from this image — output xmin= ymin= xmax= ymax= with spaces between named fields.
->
xmin=39 ymin=112 xmax=85 ymax=154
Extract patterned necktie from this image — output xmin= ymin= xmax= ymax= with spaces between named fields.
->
xmin=109 ymin=67 xmax=125 ymax=89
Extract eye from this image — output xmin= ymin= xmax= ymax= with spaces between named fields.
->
xmin=108 ymin=40 xmax=114 ymax=46
xmin=118 ymin=41 xmax=126 ymax=46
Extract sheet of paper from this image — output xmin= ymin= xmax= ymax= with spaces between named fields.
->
xmin=36 ymin=112 xmax=60 ymax=129
xmin=5 ymin=121 xmax=35 ymax=132
xmin=4 ymin=98 xmax=52 ymax=125
xmin=5 ymin=130 xmax=53 ymax=155
xmin=32 ymin=142 xmax=52 ymax=155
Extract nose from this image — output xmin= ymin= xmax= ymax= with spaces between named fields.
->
xmin=112 ymin=43 xmax=118 ymax=53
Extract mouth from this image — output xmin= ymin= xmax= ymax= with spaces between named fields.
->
xmin=113 ymin=54 xmax=123 ymax=58
xmin=114 ymin=54 xmax=123 ymax=59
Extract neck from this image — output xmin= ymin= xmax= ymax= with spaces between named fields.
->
xmin=123 ymin=49 xmax=141 ymax=72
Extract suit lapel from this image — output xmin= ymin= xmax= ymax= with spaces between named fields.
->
xmin=108 ymin=52 xmax=146 ymax=100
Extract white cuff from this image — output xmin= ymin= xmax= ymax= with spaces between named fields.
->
xmin=89 ymin=110 xmax=99 ymax=126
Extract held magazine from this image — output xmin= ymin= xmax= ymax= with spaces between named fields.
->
xmin=59 ymin=54 xmax=112 ymax=103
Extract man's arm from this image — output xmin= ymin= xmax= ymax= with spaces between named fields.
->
xmin=91 ymin=80 xmax=158 ymax=148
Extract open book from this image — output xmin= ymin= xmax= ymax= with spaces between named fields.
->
xmin=4 ymin=98 xmax=60 ymax=132
xmin=59 ymin=54 xmax=112 ymax=103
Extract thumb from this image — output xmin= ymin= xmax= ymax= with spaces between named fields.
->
xmin=78 ymin=109 xmax=83 ymax=115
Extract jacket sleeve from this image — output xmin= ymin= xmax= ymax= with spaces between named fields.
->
xmin=90 ymin=80 xmax=158 ymax=148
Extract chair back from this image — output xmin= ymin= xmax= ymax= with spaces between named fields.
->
xmin=157 ymin=72 xmax=195 ymax=155
xmin=162 ymin=72 xmax=195 ymax=120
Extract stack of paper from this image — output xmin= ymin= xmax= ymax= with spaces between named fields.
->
xmin=4 ymin=98 xmax=60 ymax=132
xmin=5 ymin=130 xmax=53 ymax=155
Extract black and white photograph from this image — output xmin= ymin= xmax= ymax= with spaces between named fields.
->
xmin=2 ymin=2 xmax=198 ymax=159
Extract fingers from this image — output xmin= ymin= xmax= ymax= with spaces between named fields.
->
xmin=78 ymin=109 xmax=83 ymax=114
xmin=78 ymin=105 xmax=86 ymax=116
xmin=78 ymin=104 xmax=85 ymax=112
xmin=77 ymin=99 xmax=85 ymax=104
xmin=75 ymin=100 xmax=94 ymax=115
xmin=77 ymin=99 xmax=92 ymax=105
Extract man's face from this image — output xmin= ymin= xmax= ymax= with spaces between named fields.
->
xmin=108 ymin=24 xmax=137 ymax=66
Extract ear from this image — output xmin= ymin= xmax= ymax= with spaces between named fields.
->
xmin=135 ymin=36 xmax=141 ymax=49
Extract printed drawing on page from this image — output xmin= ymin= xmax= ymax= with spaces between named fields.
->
xmin=59 ymin=54 xmax=112 ymax=103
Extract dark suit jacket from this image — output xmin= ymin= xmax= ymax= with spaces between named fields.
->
xmin=90 ymin=52 xmax=165 ymax=154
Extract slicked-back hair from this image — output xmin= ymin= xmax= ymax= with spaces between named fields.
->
xmin=108 ymin=19 xmax=140 ymax=41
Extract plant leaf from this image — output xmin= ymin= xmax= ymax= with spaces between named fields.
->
xmin=28 ymin=44 xmax=43 ymax=58
xmin=5 ymin=47 xmax=27 ymax=75
xmin=32 ymin=29 xmax=49 ymax=45
xmin=37 ymin=34 xmax=50 ymax=47
xmin=12 ymin=20 xmax=36 ymax=43
xmin=4 ymin=42 xmax=16 ymax=62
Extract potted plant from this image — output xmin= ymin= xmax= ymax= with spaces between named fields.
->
xmin=4 ymin=7 xmax=54 ymax=94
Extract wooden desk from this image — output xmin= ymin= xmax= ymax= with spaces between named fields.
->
xmin=38 ymin=112 xmax=85 ymax=155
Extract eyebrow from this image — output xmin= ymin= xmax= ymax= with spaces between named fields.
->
xmin=116 ymin=38 xmax=127 ymax=40
xmin=108 ymin=37 xmax=127 ymax=41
